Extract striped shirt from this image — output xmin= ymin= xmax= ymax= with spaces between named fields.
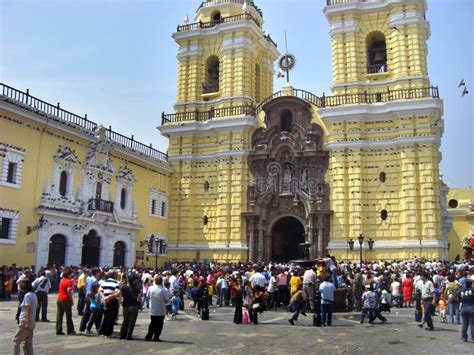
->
xmin=99 ymin=278 xmax=120 ymax=297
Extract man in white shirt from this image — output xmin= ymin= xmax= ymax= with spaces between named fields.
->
xmin=418 ymin=272 xmax=435 ymax=331
xmin=146 ymin=275 xmax=171 ymax=342
xmin=141 ymin=269 xmax=152 ymax=285
xmin=302 ymin=267 xmax=317 ymax=311
xmin=249 ymin=268 xmax=267 ymax=289
xmin=32 ymin=271 xmax=51 ymax=322
xmin=319 ymin=277 xmax=336 ymax=326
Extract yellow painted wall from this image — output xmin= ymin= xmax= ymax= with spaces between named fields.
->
xmin=447 ymin=188 xmax=474 ymax=260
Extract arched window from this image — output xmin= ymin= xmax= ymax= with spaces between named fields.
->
xmin=381 ymin=209 xmax=388 ymax=221
xmin=367 ymin=32 xmax=388 ymax=74
xmin=255 ymin=64 xmax=261 ymax=103
xmin=95 ymin=182 xmax=102 ymax=200
xmin=59 ymin=171 xmax=68 ymax=197
xmin=203 ymin=56 xmax=219 ymax=94
xmin=211 ymin=11 xmax=222 ymax=23
xmin=120 ymin=188 xmax=127 ymax=209
xmin=280 ymin=109 xmax=293 ymax=132
xmin=379 ymin=172 xmax=386 ymax=183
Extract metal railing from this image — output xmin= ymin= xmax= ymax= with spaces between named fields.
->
xmin=202 ymin=83 xmax=219 ymax=94
xmin=0 ymin=83 xmax=168 ymax=163
xmin=1 ymin=83 xmax=97 ymax=131
xmin=162 ymin=86 xmax=439 ymax=125
xmin=105 ymin=126 xmax=168 ymax=162
xmin=87 ymin=198 xmax=114 ymax=213
xmin=177 ymin=12 xmax=260 ymax=32
xmin=326 ymin=0 xmax=358 ymax=5
xmin=254 ymin=86 xmax=439 ymax=113
xmin=367 ymin=63 xmax=388 ymax=74
xmin=197 ymin=0 xmax=263 ymax=17
xmin=162 ymin=104 xmax=255 ymax=124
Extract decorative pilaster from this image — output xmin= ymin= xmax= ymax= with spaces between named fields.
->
xmin=317 ymin=217 xmax=324 ymax=258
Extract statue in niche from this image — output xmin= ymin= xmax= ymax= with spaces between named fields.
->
xmin=301 ymin=168 xmax=308 ymax=190
xmin=282 ymin=165 xmax=292 ymax=194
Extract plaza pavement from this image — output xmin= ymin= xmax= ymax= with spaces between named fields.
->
xmin=0 ymin=294 xmax=471 ymax=354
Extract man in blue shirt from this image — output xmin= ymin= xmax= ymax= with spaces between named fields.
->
xmin=319 ymin=276 xmax=336 ymax=326
xmin=79 ymin=268 xmax=100 ymax=332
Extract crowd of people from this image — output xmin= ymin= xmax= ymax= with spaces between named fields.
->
xmin=2 ymin=256 xmax=474 ymax=354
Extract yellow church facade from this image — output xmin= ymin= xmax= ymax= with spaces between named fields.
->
xmin=161 ymin=0 xmax=449 ymax=263
xmin=1 ymin=0 xmax=457 ymax=267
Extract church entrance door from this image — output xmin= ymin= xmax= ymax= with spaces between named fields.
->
xmin=271 ymin=217 xmax=305 ymax=262
xmin=81 ymin=230 xmax=100 ymax=267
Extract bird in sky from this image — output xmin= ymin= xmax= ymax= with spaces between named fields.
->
xmin=458 ymin=79 xmax=465 ymax=88
xmin=461 ymin=86 xmax=469 ymax=97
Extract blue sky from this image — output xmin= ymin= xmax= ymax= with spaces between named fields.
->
xmin=1 ymin=0 xmax=472 ymax=188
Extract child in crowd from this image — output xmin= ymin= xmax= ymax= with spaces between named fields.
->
xmin=171 ymin=290 xmax=180 ymax=320
xmin=85 ymin=283 xmax=101 ymax=334
xmin=164 ymin=282 xmax=172 ymax=320
xmin=438 ymin=296 xmax=448 ymax=323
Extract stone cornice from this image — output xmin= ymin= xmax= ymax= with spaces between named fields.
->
xmin=324 ymin=0 xmax=427 ymax=18
xmin=172 ymin=20 xmax=279 ymax=60
xmin=318 ymin=98 xmax=443 ymax=123
xmin=158 ymin=115 xmax=256 ymax=137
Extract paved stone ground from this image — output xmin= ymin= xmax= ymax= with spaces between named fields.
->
xmin=0 ymin=294 xmax=471 ymax=354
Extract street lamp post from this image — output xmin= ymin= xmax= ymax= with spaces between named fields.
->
xmin=347 ymin=234 xmax=374 ymax=265
xmin=357 ymin=234 xmax=364 ymax=266
xmin=147 ymin=234 xmax=166 ymax=270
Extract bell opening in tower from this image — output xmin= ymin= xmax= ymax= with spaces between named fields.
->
xmin=367 ymin=31 xmax=388 ymax=74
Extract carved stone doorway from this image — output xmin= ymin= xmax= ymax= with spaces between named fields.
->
xmin=82 ymin=230 xmax=100 ymax=267
xmin=48 ymin=234 xmax=66 ymax=267
xmin=244 ymin=95 xmax=332 ymax=262
xmin=271 ymin=216 xmax=305 ymax=262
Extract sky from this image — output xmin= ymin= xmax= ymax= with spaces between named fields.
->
xmin=1 ymin=0 xmax=472 ymax=188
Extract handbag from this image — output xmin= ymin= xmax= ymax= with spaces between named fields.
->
xmin=243 ymin=309 xmax=250 ymax=325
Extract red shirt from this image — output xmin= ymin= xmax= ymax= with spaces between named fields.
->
xmin=58 ymin=278 xmax=73 ymax=302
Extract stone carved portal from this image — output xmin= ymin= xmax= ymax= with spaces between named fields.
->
xmin=244 ymin=96 xmax=331 ymax=262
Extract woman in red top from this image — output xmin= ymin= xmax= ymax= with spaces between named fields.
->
xmin=402 ymin=274 xmax=414 ymax=308
xmin=55 ymin=268 xmax=76 ymax=335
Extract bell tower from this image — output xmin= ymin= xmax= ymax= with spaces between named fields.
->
xmin=160 ymin=0 xmax=279 ymax=262
xmin=174 ymin=0 xmax=278 ymax=112
xmin=324 ymin=0 xmax=430 ymax=95
xmin=321 ymin=0 xmax=447 ymax=260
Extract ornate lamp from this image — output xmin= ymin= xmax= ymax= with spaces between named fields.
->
xmin=347 ymin=238 xmax=354 ymax=251
xmin=368 ymin=238 xmax=374 ymax=251
xmin=357 ymin=233 xmax=364 ymax=246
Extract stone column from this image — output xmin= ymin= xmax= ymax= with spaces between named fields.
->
xmin=100 ymin=234 xmax=110 ymax=267
xmin=317 ymin=217 xmax=324 ymax=258
xmin=36 ymin=229 xmax=49 ymax=270
xmin=265 ymin=234 xmax=272 ymax=261
xmin=307 ymin=217 xmax=315 ymax=260
xmin=258 ymin=226 xmax=265 ymax=262
xmin=69 ymin=231 xmax=82 ymax=266
xmin=248 ymin=218 xmax=256 ymax=262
